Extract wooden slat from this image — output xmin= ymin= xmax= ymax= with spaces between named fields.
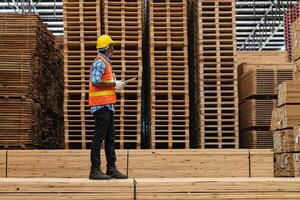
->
xmin=273 ymin=126 xmax=300 ymax=153
xmin=6 ymin=150 xmax=127 ymax=178
xmin=271 ymin=105 xmax=300 ymax=130
xmin=236 ymin=51 xmax=288 ymax=66
xmin=292 ymin=17 xmax=300 ymax=62
xmin=0 ymin=178 xmax=133 ymax=200
xmin=294 ymin=59 xmax=300 ymax=80
xmin=250 ymin=149 xmax=274 ymax=177
xmin=136 ymin=178 xmax=300 ymax=199
xmin=128 ymin=149 xmax=249 ymax=178
xmin=274 ymin=153 xmax=300 ymax=177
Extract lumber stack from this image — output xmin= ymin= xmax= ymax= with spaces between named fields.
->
xmin=292 ymin=17 xmax=300 ymax=80
xmin=102 ymin=0 xmax=143 ymax=149
xmin=149 ymin=0 xmax=189 ymax=149
xmin=238 ymin=62 xmax=293 ymax=149
xmin=193 ymin=0 xmax=239 ymax=148
xmin=0 ymin=149 xmax=273 ymax=178
xmin=1 ymin=178 xmax=300 ymax=199
xmin=272 ymin=80 xmax=300 ymax=177
xmin=0 ymin=13 xmax=64 ymax=149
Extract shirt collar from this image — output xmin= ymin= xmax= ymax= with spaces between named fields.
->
xmin=98 ymin=52 xmax=112 ymax=64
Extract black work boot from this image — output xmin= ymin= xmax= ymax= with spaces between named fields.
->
xmin=106 ymin=168 xmax=128 ymax=179
xmin=89 ymin=167 xmax=111 ymax=180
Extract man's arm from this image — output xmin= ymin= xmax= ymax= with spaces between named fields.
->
xmin=91 ymin=60 xmax=116 ymax=88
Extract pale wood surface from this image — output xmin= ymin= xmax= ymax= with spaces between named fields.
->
xmin=236 ymin=51 xmax=288 ymax=66
xmin=128 ymin=149 xmax=250 ymax=178
xmin=277 ymin=80 xmax=300 ymax=106
xmin=6 ymin=150 xmax=127 ymax=178
xmin=1 ymin=178 xmax=300 ymax=200
xmin=1 ymin=149 xmax=274 ymax=178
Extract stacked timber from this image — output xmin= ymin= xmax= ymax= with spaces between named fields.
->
xmin=64 ymin=0 xmax=143 ymax=149
xmin=272 ymin=80 xmax=300 ymax=177
xmin=102 ymin=0 xmax=143 ymax=149
xmin=0 ymin=13 xmax=64 ymax=149
xmin=191 ymin=0 xmax=239 ymax=148
xmin=149 ymin=0 xmax=189 ymax=148
xmin=238 ymin=61 xmax=294 ymax=149
xmin=63 ymin=0 xmax=101 ymax=149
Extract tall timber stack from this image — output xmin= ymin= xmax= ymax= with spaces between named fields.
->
xmin=238 ymin=60 xmax=294 ymax=149
xmin=63 ymin=0 xmax=101 ymax=149
xmin=102 ymin=0 xmax=143 ymax=149
xmin=195 ymin=0 xmax=239 ymax=148
xmin=149 ymin=0 xmax=189 ymax=149
xmin=0 ymin=13 xmax=64 ymax=149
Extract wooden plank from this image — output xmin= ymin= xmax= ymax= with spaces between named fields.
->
xmin=292 ymin=17 xmax=300 ymax=62
xmin=128 ymin=149 xmax=250 ymax=177
xmin=294 ymin=59 xmax=300 ymax=80
xmin=136 ymin=178 xmax=300 ymax=199
xmin=0 ymin=178 xmax=133 ymax=200
xmin=274 ymin=153 xmax=295 ymax=177
xmin=277 ymin=80 xmax=300 ymax=106
xmin=236 ymin=51 xmax=288 ymax=66
xmin=273 ymin=126 xmax=300 ymax=153
xmin=271 ymin=105 xmax=300 ymax=130
xmin=249 ymin=149 xmax=274 ymax=177
xmin=7 ymin=150 xmax=127 ymax=178
xmin=0 ymin=151 xmax=6 ymax=178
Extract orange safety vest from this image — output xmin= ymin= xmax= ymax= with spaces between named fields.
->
xmin=88 ymin=55 xmax=116 ymax=106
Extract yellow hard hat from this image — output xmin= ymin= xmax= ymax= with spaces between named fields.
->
xmin=96 ymin=34 xmax=115 ymax=50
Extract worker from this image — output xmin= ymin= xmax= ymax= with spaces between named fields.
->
xmin=88 ymin=34 xmax=128 ymax=180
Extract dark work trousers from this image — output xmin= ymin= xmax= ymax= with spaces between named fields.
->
xmin=90 ymin=107 xmax=116 ymax=170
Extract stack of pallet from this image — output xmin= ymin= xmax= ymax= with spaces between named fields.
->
xmin=102 ymin=0 xmax=143 ymax=149
xmin=272 ymin=80 xmax=300 ymax=177
xmin=238 ymin=61 xmax=294 ymax=149
xmin=0 ymin=13 xmax=64 ymax=149
xmin=63 ymin=0 xmax=143 ymax=149
xmin=63 ymin=0 xmax=101 ymax=149
xmin=149 ymin=0 xmax=189 ymax=149
xmin=194 ymin=0 xmax=239 ymax=148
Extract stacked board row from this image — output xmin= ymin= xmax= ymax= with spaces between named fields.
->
xmin=238 ymin=61 xmax=294 ymax=149
xmin=0 ymin=13 xmax=64 ymax=149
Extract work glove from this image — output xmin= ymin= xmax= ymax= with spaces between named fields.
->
xmin=115 ymin=80 xmax=125 ymax=90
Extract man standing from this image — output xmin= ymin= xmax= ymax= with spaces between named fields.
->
xmin=88 ymin=34 xmax=128 ymax=180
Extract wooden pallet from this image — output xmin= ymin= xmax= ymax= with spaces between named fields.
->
xmin=149 ymin=0 xmax=189 ymax=149
xmin=195 ymin=0 xmax=239 ymax=148
xmin=0 ymin=149 xmax=273 ymax=178
xmin=273 ymin=126 xmax=300 ymax=153
xmin=277 ymin=80 xmax=300 ymax=106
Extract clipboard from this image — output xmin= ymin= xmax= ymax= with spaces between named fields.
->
xmin=124 ymin=77 xmax=136 ymax=84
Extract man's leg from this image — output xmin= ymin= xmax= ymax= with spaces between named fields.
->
xmin=105 ymin=111 xmax=128 ymax=179
xmin=89 ymin=108 xmax=112 ymax=180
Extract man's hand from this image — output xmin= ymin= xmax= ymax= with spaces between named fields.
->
xmin=115 ymin=80 xmax=125 ymax=90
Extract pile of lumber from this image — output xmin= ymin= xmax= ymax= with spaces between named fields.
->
xmin=0 ymin=13 xmax=64 ymax=149
xmin=238 ymin=57 xmax=294 ymax=149
xmin=272 ymin=80 xmax=300 ymax=177
xmin=0 ymin=149 xmax=273 ymax=178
